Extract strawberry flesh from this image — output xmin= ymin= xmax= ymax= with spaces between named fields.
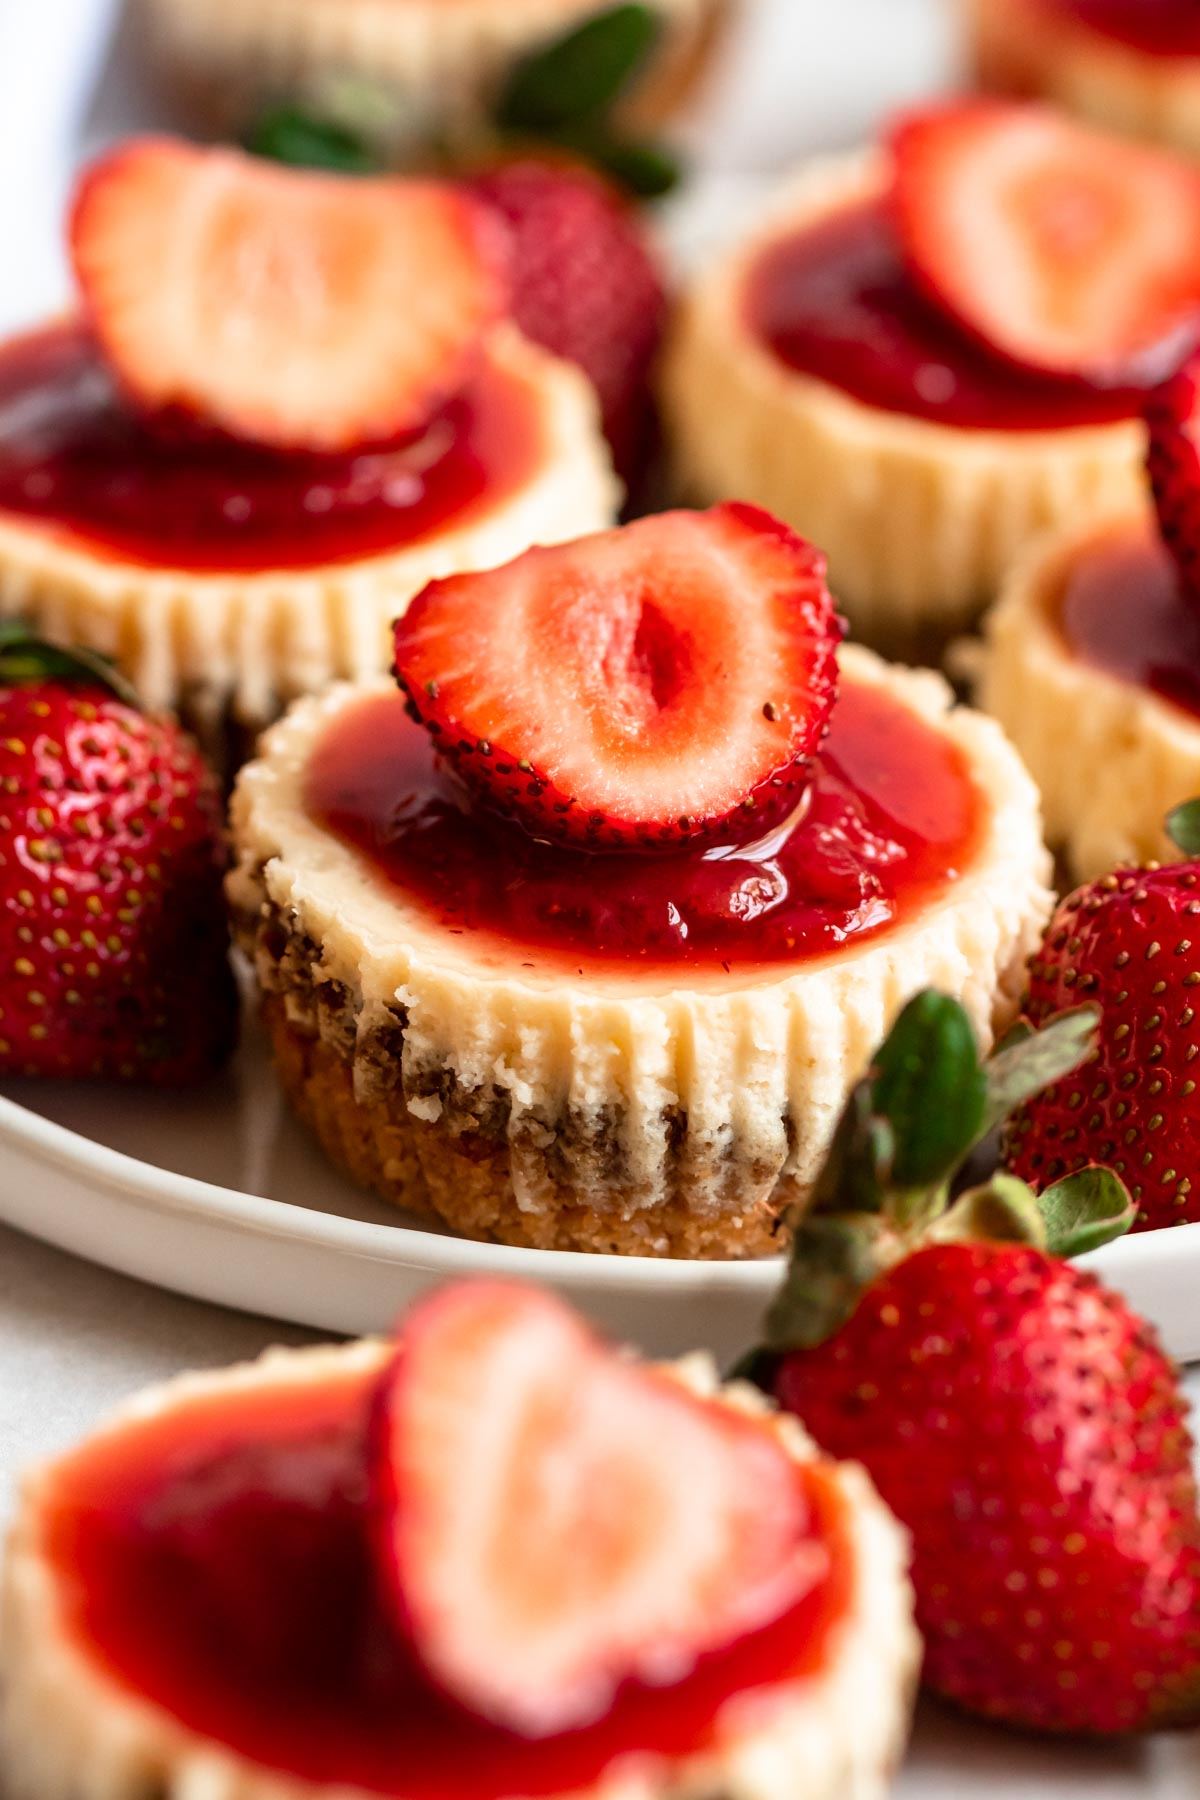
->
xmin=1146 ymin=351 xmax=1200 ymax=601
xmin=392 ymin=505 xmax=841 ymax=853
xmin=70 ymin=138 xmax=510 ymax=454
xmin=374 ymin=1281 xmax=821 ymax=1737
xmin=891 ymin=101 xmax=1200 ymax=385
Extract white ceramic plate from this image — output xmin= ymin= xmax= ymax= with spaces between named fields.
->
xmin=1 ymin=991 xmax=1198 ymax=1364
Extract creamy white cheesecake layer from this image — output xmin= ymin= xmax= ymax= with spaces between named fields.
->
xmin=0 ymin=1340 xmax=918 ymax=1800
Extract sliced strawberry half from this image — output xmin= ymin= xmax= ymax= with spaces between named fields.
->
xmin=374 ymin=1281 xmax=821 ymax=1737
xmin=392 ymin=504 xmax=841 ymax=853
xmin=891 ymin=102 xmax=1200 ymax=384
xmin=70 ymin=138 xmax=510 ymax=454
xmin=1146 ymin=351 xmax=1200 ymax=600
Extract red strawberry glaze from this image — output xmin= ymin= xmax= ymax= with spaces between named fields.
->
xmin=306 ymin=676 xmax=980 ymax=976
xmin=743 ymin=200 xmax=1147 ymax=432
xmin=1034 ymin=0 xmax=1200 ymax=56
xmin=0 ymin=323 xmax=542 ymax=574
xmin=1052 ymin=520 xmax=1200 ymax=720
xmin=40 ymin=1367 xmax=852 ymax=1799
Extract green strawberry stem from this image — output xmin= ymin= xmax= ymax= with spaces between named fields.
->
xmin=0 ymin=620 xmax=138 ymax=707
xmin=762 ymin=992 xmax=1136 ymax=1356
xmin=1167 ymin=797 xmax=1200 ymax=859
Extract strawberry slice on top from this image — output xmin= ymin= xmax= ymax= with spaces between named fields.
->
xmin=374 ymin=1281 xmax=821 ymax=1737
xmin=70 ymin=138 xmax=510 ymax=454
xmin=392 ymin=504 xmax=841 ymax=853
xmin=891 ymin=102 xmax=1200 ymax=386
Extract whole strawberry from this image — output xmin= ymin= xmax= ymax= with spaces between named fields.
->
xmin=1006 ymin=801 xmax=1200 ymax=1231
xmin=758 ymin=992 xmax=1200 ymax=1735
xmin=469 ymin=158 xmax=667 ymax=486
xmin=0 ymin=628 xmax=236 ymax=1083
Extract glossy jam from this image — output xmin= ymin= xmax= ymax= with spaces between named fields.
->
xmin=307 ymin=677 xmax=981 ymax=976
xmin=1040 ymin=0 xmax=1200 ymax=56
xmin=0 ymin=324 xmax=543 ymax=573
xmin=43 ymin=1368 xmax=850 ymax=1799
xmin=1054 ymin=522 xmax=1200 ymax=718
xmin=744 ymin=200 xmax=1146 ymax=432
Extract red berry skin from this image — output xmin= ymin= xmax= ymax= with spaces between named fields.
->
xmin=1146 ymin=355 xmax=1200 ymax=603
xmin=0 ymin=681 xmax=236 ymax=1083
xmin=469 ymin=160 xmax=666 ymax=486
xmin=1006 ymin=865 xmax=1200 ymax=1231
xmin=773 ymin=1243 xmax=1200 ymax=1735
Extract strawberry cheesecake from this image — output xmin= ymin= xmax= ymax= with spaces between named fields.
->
xmin=0 ymin=1281 xmax=917 ymax=1800
xmin=229 ymin=505 xmax=1052 ymax=1257
xmin=135 ymin=0 xmax=731 ymax=148
xmin=966 ymin=0 xmax=1200 ymax=157
xmin=0 ymin=138 xmax=617 ymax=763
xmin=661 ymin=101 xmax=1200 ymax=656
xmin=978 ymin=349 xmax=1200 ymax=882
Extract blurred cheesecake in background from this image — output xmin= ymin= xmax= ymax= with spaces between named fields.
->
xmin=0 ymin=138 xmax=617 ymax=765
xmin=661 ymin=101 xmax=1200 ymax=659
xmin=964 ymin=0 xmax=1200 ymax=158
xmin=134 ymin=0 xmax=734 ymax=149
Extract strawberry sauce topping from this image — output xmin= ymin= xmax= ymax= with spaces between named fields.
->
xmin=307 ymin=676 xmax=979 ymax=975
xmin=744 ymin=200 xmax=1146 ymax=431
xmin=1052 ymin=520 xmax=1200 ymax=720
xmin=0 ymin=324 xmax=542 ymax=574
xmin=41 ymin=1369 xmax=850 ymax=1797
xmin=1039 ymin=0 xmax=1200 ymax=55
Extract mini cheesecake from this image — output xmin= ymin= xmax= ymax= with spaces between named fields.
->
xmin=661 ymin=149 xmax=1147 ymax=658
xmin=0 ymin=1297 xmax=919 ymax=1800
xmin=965 ymin=0 xmax=1200 ymax=158
xmin=0 ymin=320 xmax=616 ymax=762
xmin=229 ymin=632 xmax=1052 ymax=1258
xmin=977 ymin=511 xmax=1200 ymax=882
xmin=135 ymin=0 xmax=732 ymax=147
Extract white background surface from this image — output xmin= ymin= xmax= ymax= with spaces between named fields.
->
xmin=0 ymin=0 xmax=1197 ymax=1792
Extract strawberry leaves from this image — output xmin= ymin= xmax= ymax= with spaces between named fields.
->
xmin=0 ymin=619 xmax=139 ymax=707
xmin=763 ymin=991 xmax=1134 ymax=1355
xmin=1167 ymin=796 xmax=1200 ymax=858
xmin=496 ymin=5 xmax=661 ymax=135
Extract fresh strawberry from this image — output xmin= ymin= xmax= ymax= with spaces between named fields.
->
xmin=71 ymin=138 xmax=510 ymax=454
xmin=392 ymin=505 xmax=841 ymax=854
xmin=1146 ymin=351 xmax=1200 ymax=600
xmin=755 ymin=990 xmax=1200 ymax=1735
xmin=469 ymin=158 xmax=666 ymax=485
xmin=1006 ymin=803 xmax=1200 ymax=1230
xmin=374 ymin=1280 xmax=821 ymax=1737
xmin=891 ymin=101 xmax=1200 ymax=384
xmin=0 ymin=628 xmax=235 ymax=1083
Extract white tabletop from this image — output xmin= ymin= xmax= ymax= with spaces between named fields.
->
xmin=0 ymin=1 xmax=1198 ymax=1792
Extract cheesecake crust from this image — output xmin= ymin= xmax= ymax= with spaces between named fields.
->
xmin=660 ymin=153 xmax=1146 ymax=659
xmin=965 ymin=0 xmax=1200 ymax=159
xmin=229 ymin=645 xmax=1053 ymax=1258
xmin=0 ymin=1341 xmax=918 ymax=1800
xmin=0 ymin=327 xmax=618 ymax=766
xmin=977 ymin=512 xmax=1200 ymax=883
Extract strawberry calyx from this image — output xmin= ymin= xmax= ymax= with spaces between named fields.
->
xmin=757 ymin=992 xmax=1135 ymax=1362
xmin=0 ymin=620 xmax=139 ymax=707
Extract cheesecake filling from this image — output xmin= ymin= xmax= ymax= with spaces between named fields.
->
xmin=742 ymin=199 xmax=1146 ymax=433
xmin=0 ymin=323 xmax=545 ymax=574
xmin=39 ymin=1367 xmax=852 ymax=1798
xmin=1052 ymin=519 xmax=1200 ymax=719
xmin=306 ymin=675 xmax=982 ymax=978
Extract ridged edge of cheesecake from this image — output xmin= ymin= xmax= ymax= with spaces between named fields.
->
xmin=0 ymin=1339 xmax=918 ymax=1800
xmin=977 ymin=510 xmax=1200 ymax=883
xmin=0 ymin=325 xmax=619 ymax=738
xmin=659 ymin=150 xmax=1146 ymax=656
